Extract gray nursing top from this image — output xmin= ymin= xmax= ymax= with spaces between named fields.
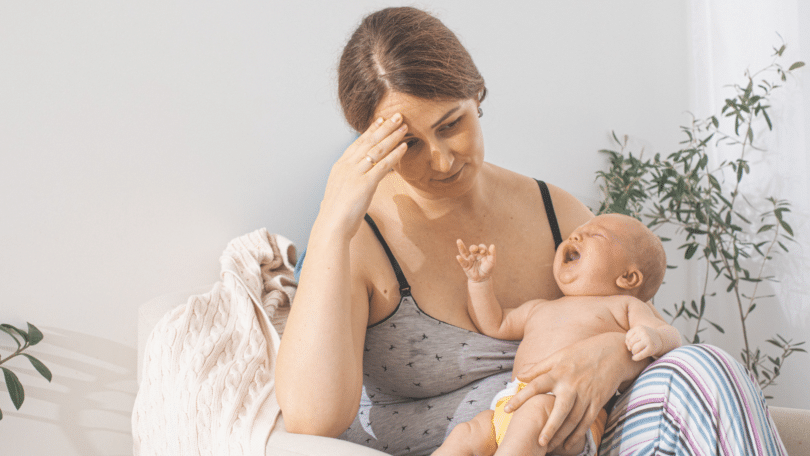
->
xmin=338 ymin=180 xmax=561 ymax=456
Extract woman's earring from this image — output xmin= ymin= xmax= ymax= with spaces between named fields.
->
xmin=477 ymin=107 xmax=483 ymax=118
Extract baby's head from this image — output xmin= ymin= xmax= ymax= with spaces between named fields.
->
xmin=553 ymin=214 xmax=666 ymax=301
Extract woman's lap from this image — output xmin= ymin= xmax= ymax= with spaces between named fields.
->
xmin=600 ymin=344 xmax=787 ymax=456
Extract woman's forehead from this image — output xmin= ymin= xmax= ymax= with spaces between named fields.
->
xmin=373 ymin=92 xmax=469 ymax=121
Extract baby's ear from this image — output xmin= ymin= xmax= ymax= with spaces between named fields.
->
xmin=616 ymin=267 xmax=643 ymax=291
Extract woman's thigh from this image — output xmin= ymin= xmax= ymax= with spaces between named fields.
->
xmin=600 ymin=344 xmax=788 ymax=456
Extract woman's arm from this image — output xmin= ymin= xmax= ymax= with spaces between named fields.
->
xmin=275 ymin=114 xmax=409 ymax=437
xmin=507 ymin=332 xmax=650 ymax=451
xmin=275 ymin=226 xmax=370 ymax=436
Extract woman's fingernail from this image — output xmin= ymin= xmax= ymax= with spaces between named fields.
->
xmin=391 ymin=113 xmax=402 ymax=123
xmin=375 ymin=117 xmax=384 ymax=125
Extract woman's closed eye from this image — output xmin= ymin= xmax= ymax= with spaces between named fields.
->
xmin=439 ymin=117 xmax=462 ymax=133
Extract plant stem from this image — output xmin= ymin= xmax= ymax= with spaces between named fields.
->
xmin=747 ymin=222 xmax=781 ymax=319
xmin=726 ymin=100 xmax=756 ymax=368
xmin=690 ymin=218 xmax=713 ymax=343
xmin=0 ymin=345 xmax=27 ymax=366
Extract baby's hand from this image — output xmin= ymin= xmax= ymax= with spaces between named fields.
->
xmin=455 ymin=240 xmax=496 ymax=283
xmin=626 ymin=326 xmax=663 ymax=361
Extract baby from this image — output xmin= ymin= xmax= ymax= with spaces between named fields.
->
xmin=434 ymin=213 xmax=681 ymax=456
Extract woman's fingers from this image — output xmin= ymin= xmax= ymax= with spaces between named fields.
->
xmin=505 ymin=371 xmax=553 ymax=413
xmin=539 ymin=392 xmax=578 ymax=448
xmin=514 ymin=361 xmax=552 ymax=385
xmin=365 ymin=141 xmax=407 ymax=181
xmin=559 ymin=405 xmax=600 ymax=452
xmin=363 ymin=124 xmax=408 ymax=169
xmin=352 ymin=113 xmax=406 ymax=164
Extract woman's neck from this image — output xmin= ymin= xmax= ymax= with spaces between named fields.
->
xmin=383 ymin=164 xmax=493 ymax=223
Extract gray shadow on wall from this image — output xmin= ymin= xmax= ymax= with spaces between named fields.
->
xmin=0 ymin=326 xmax=136 ymax=456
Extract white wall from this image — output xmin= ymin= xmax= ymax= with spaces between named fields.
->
xmin=682 ymin=0 xmax=810 ymax=408
xmin=0 ymin=1 xmax=805 ymax=454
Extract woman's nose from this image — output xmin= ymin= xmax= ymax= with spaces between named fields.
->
xmin=569 ymin=231 xmax=582 ymax=242
xmin=429 ymin=143 xmax=454 ymax=173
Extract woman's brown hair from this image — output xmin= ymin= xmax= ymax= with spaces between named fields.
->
xmin=338 ymin=7 xmax=487 ymax=132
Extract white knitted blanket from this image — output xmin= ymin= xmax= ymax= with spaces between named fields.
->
xmin=132 ymin=229 xmax=297 ymax=456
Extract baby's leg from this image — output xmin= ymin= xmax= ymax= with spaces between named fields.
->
xmin=433 ymin=410 xmax=497 ymax=456
xmin=495 ymin=394 xmax=587 ymax=456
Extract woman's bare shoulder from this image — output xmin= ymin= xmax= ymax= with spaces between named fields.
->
xmin=544 ymin=182 xmax=594 ymax=238
xmin=484 ymin=164 xmax=593 ymax=233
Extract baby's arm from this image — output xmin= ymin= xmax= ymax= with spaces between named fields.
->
xmin=456 ymin=240 xmax=539 ymax=340
xmin=625 ymin=297 xmax=682 ymax=361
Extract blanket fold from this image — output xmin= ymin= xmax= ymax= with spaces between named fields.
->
xmin=132 ymin=229 xmax=296 ymax=456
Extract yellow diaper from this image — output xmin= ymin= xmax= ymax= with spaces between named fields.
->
xmin=491 ymin=381 xmax=607 ymax=450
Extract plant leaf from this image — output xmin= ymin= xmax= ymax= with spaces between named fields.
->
xmin=762 ymin=108 xmax=773 ymax=130
xmin=0 ymin=326 xmax=22 ymax=349
xmin=26 ymin=323 xmax=44 ymax=346
xmin=22 ymin=355 xmax=52 ymax=382
xmin=709 ymin=321 xmax=725 ymax=333
xmin=0 ymin=324 xmax=28 ymax=344
xmin=789 ymin=61 xmax=805 ymax=71
xmin=1 ymin=367 xmax=24 ymax=410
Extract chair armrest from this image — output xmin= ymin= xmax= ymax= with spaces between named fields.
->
xmin=770 ymin=406 xmax=810 ymax=455
xmin=137 ymin=286 xmax=211 ymax=383
xmin=267 ymin=417 xmax=389 ymax=456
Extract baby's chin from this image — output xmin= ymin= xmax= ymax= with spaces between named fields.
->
xmin=554 ymin=272 xmax=579 ymax=296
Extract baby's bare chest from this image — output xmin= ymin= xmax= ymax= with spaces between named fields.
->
xmin=516 ymin=298 xmax=630 ymax=364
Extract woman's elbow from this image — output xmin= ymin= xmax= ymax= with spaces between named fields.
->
xmin=280 ymin=407 xmax=354 ymax=438
xmin=275 ymin=383 xmax=359 ymax=437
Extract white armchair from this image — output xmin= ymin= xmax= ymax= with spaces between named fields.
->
xmin=137 ymin=288 xmax=810 ymax=456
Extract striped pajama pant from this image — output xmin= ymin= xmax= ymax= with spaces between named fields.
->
xmin=600 ymin=344 xmax=787 ymax=455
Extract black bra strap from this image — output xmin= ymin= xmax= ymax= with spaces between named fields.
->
xmin=364 ymin=214 xmax=412 ymax=297
xmin=535 ymin=180 xmax=563 ymax=250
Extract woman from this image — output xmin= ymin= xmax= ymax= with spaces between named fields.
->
xmin=275 ymin=7 xmax=787 ymax=456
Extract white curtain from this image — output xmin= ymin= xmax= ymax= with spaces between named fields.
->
xmin=687 ymin=0 xmax=809 ymax=404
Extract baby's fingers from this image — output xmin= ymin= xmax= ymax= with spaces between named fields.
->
xmin=456 ymin=255 xmax=472 ymax=270
xmin=456 ymin=239 xmax=470 ymax=257
xmin=631 ymin=344 xmax=654 ymax=361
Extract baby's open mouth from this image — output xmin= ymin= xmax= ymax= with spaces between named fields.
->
xmin=563 ymin=245 xmax=580 ymax=263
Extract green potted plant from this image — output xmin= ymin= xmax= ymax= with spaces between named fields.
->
xmin=1 ymin=323 xmax=52 ymax=420
xmin=594 ymin=42 xmax=806 ymax=397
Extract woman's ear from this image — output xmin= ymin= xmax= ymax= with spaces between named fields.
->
xmin=616 ymin=267 xmax=643 ymax=291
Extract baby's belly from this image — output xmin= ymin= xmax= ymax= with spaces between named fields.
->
xmin=511 ymin=326 xmax=624 ymax=379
